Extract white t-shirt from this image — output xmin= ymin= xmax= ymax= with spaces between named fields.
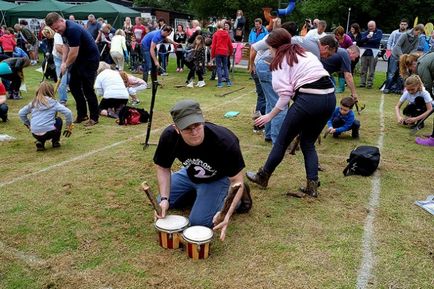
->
xmin=110 ymin=35 xmax=127 ymax=54
xmin=305 ymin=28 xmax=326 ymax=40
xmin=52 ymin=33 xmax=63 ymax=59
xmin=94 ymin=69 xmax=129 ymax=99
xmin=399 ymin=88 xmax=434 ymax=105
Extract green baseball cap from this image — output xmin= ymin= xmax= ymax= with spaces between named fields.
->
xmin=170 ymin=100 xmax=205 ymax=130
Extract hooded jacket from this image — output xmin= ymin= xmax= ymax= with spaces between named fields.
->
xmin=211 ymin=29 xmax=234 ymax=58
xmin=0 ymin=34 xmax=16 ymax=52
xmin=19 ymin=97 xmax=72 ymax=134
xmin=392 ymin=29 xmax=420 ymax=57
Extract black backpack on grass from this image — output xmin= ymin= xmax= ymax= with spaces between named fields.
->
xmin=343 ymin=146 xmax=380 ymax=176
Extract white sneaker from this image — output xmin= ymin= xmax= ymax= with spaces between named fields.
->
xmin=186 ymin=81 xmax=194 ymax=88
xmin=196 ymin=80 xmax=206 ymax=87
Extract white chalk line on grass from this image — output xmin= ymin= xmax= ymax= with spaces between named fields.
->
xmin=0 ymin=89 xmax=255 ymax=269
xmin=356 ymin=93 xmax=385 ymax=288
xmin=0 ymin=90 xmax=254 ymax=189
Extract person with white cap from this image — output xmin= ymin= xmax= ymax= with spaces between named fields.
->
xmin=152 ymin=99 xmax=251 ymax=240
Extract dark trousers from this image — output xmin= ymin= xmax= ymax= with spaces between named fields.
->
xmin=32 ymin=117 xmax=62 ymax=144
xmin=332 ymin=117 xmax=360 ymax=138
xmin=176 ymin=51 xmax=184 ymax=69
xmin=69 ymin=61 xmax=99 ymax=122
xmin=0 ymin=103 xmax=8 ymax=121
xmin=264 ymin=92 xmax=336 ymax=181
xmin=1 ymin=72 xmax=21 ymax=94
xmin=99 ymin=98 xmax=128 ymax=111
xmin=186 ymin=62 xmax=203 ymax=82
xmin=403 ymin=97 xmax=427 ymax=117
xmin=251 ymin=71 xmax=265 ymax=115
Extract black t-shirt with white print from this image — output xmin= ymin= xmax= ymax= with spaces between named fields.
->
xmin=153 ymin=122 xmax=245 ymax=183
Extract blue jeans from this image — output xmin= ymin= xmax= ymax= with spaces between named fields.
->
xmin=384 ymin=55 xmax=402 ymax=91
xmin=264 ymin=92 xmax=336 ymax=181
xmin=167 ymin=168 xmax=230 ymax=228
xmin=216 ymin=55 xmax=230 ymax=84
xmin=142 ymin=48 xmax=152 ymax=82
xmin=256 ymin=59 xmax=287 ymax=144
xmin=251 ymin=71 xmax=266 ymax=115
xmin=54 ymin=56 xmax=68 ymax=103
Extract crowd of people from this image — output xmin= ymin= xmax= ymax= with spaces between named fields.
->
xmin=0 ymin=10 xmax=433 ymax=241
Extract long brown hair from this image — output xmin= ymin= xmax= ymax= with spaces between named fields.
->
xmin=32 ymin=81 xmax=54 ymax=108
xmin=119 ymin=70 xmax=129 ymax=87
xmin=194 ymin=34 xmax=205 ymax=49
xmin=399 ymin=53 xmax=421 ymax=79
xmin=266 ymin=28 xmax=305 ymax=71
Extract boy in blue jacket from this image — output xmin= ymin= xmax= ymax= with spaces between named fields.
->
xmin=327 ymin=96 xmax=360 ymax=138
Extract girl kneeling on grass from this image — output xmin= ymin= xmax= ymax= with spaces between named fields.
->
xmin=119 ymin=71 xmax=147 ymax=106
xmin=18 ymin=81 xmax=73 ymax=151
xmin=395 ymin=75 xmax=433 ymax=129
xmin=94 ymin=62 xmax=129 ymax=118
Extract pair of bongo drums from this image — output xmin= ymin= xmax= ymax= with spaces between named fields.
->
xmin=154 ymin=215 xmax=213 ymax=259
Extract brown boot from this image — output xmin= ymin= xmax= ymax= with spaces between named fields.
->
xmin=246 ymin=167 xmax=270 ymax=188
xmin=287 ymin=179 xmax=320 ymax=198
xmin=299 ymin=179 xmax=320 ymax=198
xmin=236 ymin=182 xmax=252 ymax=213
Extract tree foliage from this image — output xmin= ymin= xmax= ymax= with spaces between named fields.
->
xmin=133 ymin=0 xmax=434 ymax=32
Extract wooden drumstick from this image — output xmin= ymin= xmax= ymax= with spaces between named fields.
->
xmin=141 ymin=181 xmax=162 ymax=216
xmin=214 ymin=183 xmax=242 ymax=226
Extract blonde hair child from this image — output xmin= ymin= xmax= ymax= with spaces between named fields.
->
xmin=18 ymin=81 xmax=74 ymax=151
xmin=395 ymin=74 xmax=433 ymax=126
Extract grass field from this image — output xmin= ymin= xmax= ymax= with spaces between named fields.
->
xmin=0 ymin=59 xmax=433 ymax=289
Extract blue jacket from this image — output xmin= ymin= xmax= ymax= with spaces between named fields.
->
xmin=12 ymin=47 xmax=29 ymax=58
xmin=358 ymin=29 xmax=382 ymax=56
xmin=327 ymin=107 xmax=355 ymax=134
xmin=19 ymin=97 xmax=73 ymax=134
xmin=248 ymin=26 xmax=268 ymax=44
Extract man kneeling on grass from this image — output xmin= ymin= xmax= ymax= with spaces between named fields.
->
xmin=326 ymin=96 xmax=360 ymax=138
xmin=153 ymin=99 xmax=252 ymax=241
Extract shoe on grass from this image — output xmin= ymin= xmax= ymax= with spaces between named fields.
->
xmin=73 ymin=116 xmax=89 ymax=124
xmin=83 ymin=119 xmax=98 ymax=127
xmin=186 ymin=81 xmax=194 ymax=88
xmin=52 ymin=141 xmax=61 ymax=148
xmin=415 ymin=136 xmax=434 ymax=146
xmin=35 ymin=141 xmax=45 ymax=151
xmin=196 ymin=80 xmax=206 ymax=87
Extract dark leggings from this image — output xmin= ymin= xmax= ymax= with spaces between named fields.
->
xmin=403 ymin=96 xmax=427 ymax=117
xmin=186 ymin=62 xmax=203 ymax=82
xmin=176 ymin=51 xmax=184 ymax=68
xmin=32 ymin=117 xmax=62 ymax=144
xmin=263 ymin=92 xmax=336 ymax=181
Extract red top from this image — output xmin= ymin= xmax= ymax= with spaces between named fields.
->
xmin=211 ymin=29 xmax=233 ymax=58
xmin=0 ymin=34 xmax=16 ymax=52
xmin=132 ymin=24 xmax=147 ymax=43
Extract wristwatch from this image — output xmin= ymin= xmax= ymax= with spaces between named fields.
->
xmin=160 ymin=197 xmax=169 ymax=202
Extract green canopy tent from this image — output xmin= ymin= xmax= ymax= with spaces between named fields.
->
xmin=63 ymin=0 xmax=141 ymax=28
xmin=7 ymin=0 xmax=73 ymax=25
xmin=0 ymin=0 xmax=17 ymax=26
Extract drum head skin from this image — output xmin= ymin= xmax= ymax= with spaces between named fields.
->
xmin=155 ymin=215 xmax=189 ymax=233
xmin=182 ymin=226 xmax=213 ymax=244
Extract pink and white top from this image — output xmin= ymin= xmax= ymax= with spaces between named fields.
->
xmin=272 ymin=51 xmax=329 ymax=110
